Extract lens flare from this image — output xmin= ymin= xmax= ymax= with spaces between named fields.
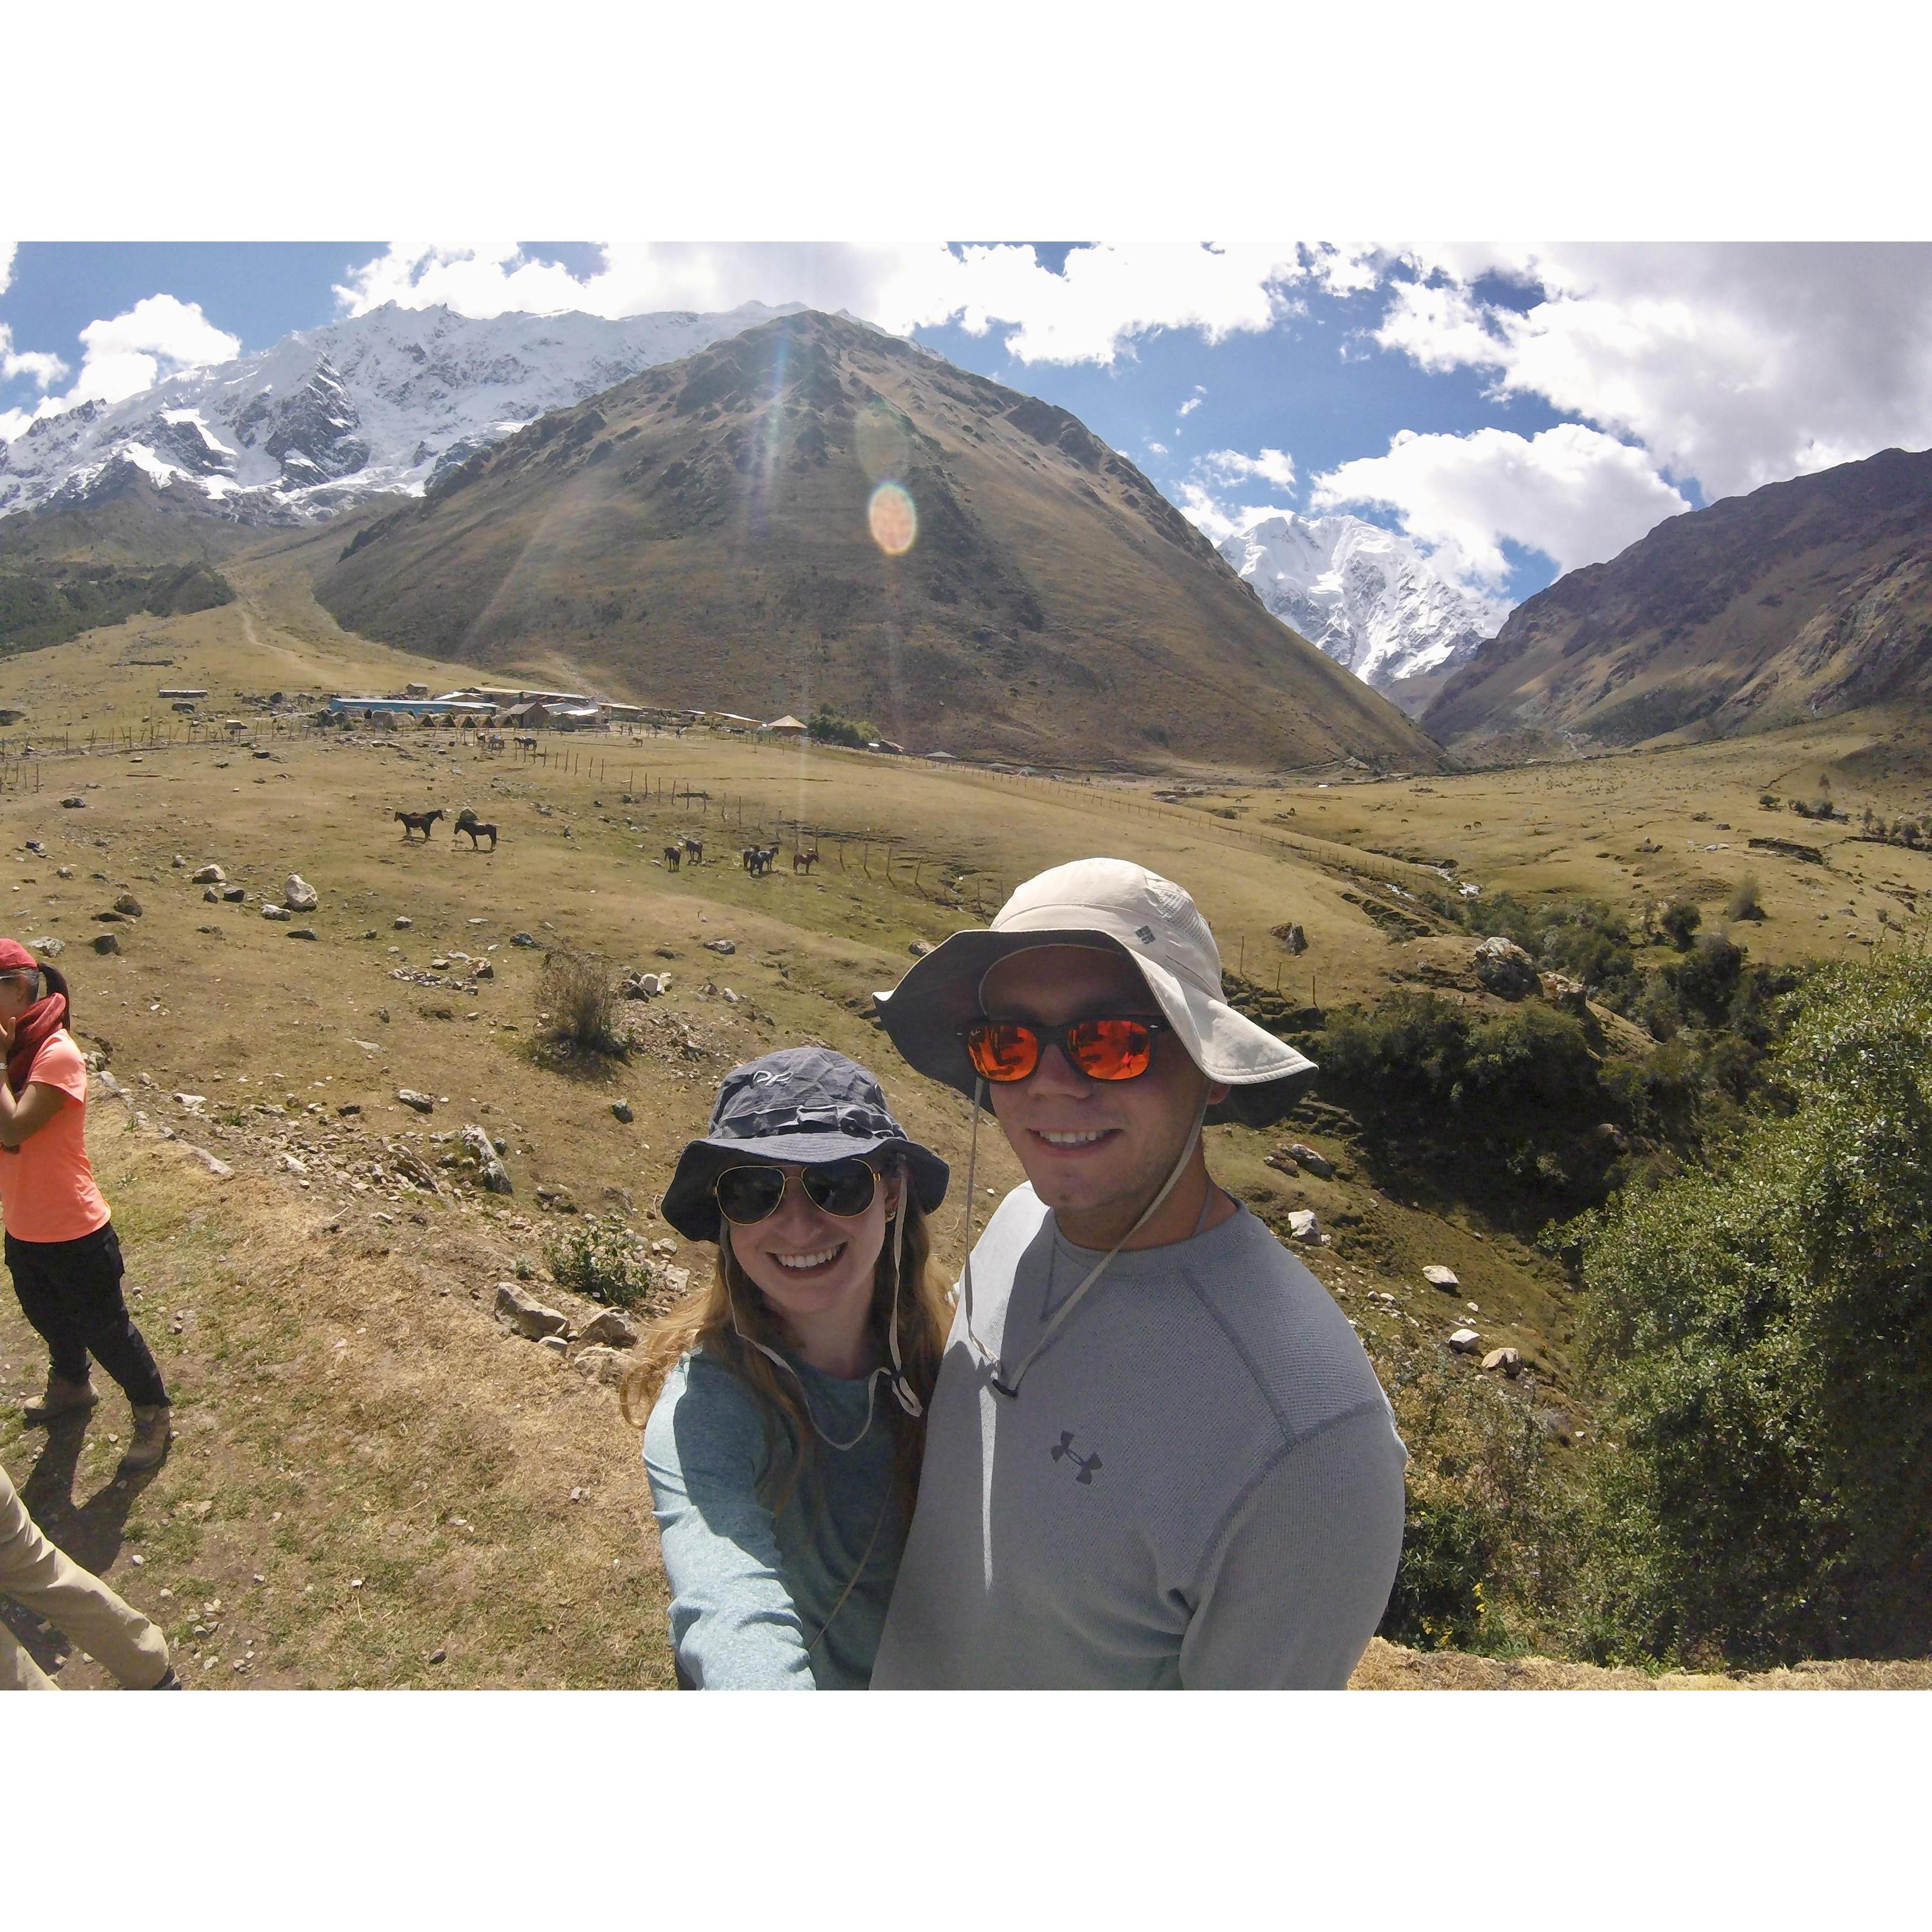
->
xmin=868 ymin=481 xmax=917 ymax=556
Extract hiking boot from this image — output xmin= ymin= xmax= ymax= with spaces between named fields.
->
xmin=22 ymin=1374 xmax=97 ymax=1425
xmin=120 ymin=1403 xmax=173 ymax=1472
xmin=147 ymin=1666 xmax=182 ymax=1690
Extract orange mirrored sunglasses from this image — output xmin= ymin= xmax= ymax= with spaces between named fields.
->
xmin=962 ymin=1016 xmax=1168 ymax=1084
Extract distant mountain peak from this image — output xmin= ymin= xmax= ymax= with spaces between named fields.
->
xmin=1216 ymin=510 xmax=1497 ymax=693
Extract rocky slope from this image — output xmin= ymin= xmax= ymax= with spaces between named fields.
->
xmin=1217 ymin=512 xmax=1493 ymax=706
xmin=1423 ymin=446 xmax=1932 ymax=755
xmin=312 ymin=311 xmax=1444 ymax=774
xmin=0 ymin=301 xmax=807 ymax=526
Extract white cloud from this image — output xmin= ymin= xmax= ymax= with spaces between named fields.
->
xmin=0 ymin=244 xmax=13 ymax=297
xmin=1176 ymin=385 xmax=1205 ymax=418
xmin=1170 ymin=444 xmax=1299 ymax=544
xmin=1199 ymin=446 xmax=1295 ymax=489
xmin=1 ymin=325 xmax=67 ymax=390
xmin=67 ymin=295 xmax=240 ymax=405
xmin=1311 ymin=423 xmax=1692 ymax=590
xmin=1145 ymin=440 xmax=1168 ymax=456
xmin=1374 ymin=243 xmax=1932 ymax=500
xmin=336 ymin=242 xmax=1319 ymax=367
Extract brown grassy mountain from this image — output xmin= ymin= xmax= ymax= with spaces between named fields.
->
xmin=0 ymin=463 xmax=257 ymax=568
xmin=1423 ymin=446 xmax=1932 ymax=758
xmin=313 ymin=311 xmax=1442 ymax=772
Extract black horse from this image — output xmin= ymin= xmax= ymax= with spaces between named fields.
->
xmin=396 ymin=808 xmax=445 ymax=841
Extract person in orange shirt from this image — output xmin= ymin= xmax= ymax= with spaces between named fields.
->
xmin=0 ymin=940 xmax=172 ymax=1472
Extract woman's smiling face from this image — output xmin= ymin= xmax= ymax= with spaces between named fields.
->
xmin=724 ymin=1162 xmax=896 ymax=1339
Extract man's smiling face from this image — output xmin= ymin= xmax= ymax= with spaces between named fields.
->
xmin=979 ymin=944 xmax=1218 ymax=1245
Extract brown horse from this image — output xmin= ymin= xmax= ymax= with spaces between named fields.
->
xmin=396 ymin=808 xmax=445 ymax=841
xmin=793 ymin=848 xmax=819 ymax=874
xmin=663 ymin=844 xmax=682 ymax=871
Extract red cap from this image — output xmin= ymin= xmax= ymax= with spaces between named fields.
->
xmin=0 ymin=939 xmax=36 ymax=973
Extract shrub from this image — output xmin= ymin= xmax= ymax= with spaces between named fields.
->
xmin=1658 ymin=900 xmax=1702 ymax=949
xmin=546 ymin=1214 xmax=660 ymax=1308
xmin=1572 ymin=947 xmax=1932 ymax=1667
xmin=1726 ymin=872 xmax=1764 ymax=921
xmin=806 ymin=706 xmax=880 ymax=749
xmin=537 ymin=951 xmax=626 ymax=1060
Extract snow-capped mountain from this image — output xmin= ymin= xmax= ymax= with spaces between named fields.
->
xmin=0 ymin=301 xmax=807 ymax=524
xmin=1217 ymin=511 xmax=1498 ymax=691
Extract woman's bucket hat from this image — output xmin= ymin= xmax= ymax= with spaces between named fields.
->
xmin=661 ymin=1045 xmax=949 ymax=1242
xmin=873 ymin=857 xmax=1316 ymax=1123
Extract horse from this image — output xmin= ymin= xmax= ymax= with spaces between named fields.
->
xmin=741 ymin=845 xmax=761 ymax=873
xmin=456 ymin=815 xmax=498 ymax=850
xmin=396 ymin=808 xmax=445 ymax=841
xmin=793 ymin=848 xmax=819 ymax=874
xmin=514 ymin=734 xmax=537 ymax=751
xmin=682 ymin=837 xmax=704 ymax=865
xmin=663 ymin=844 xmax=682 ymax=871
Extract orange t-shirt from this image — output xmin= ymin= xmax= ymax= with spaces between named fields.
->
xmin=0 ymin=1030 xmax=111 ymax=1244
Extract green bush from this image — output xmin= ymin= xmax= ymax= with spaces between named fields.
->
xmin=546 ymin=1215 xmax=660 ymax=1308
xmin=1572 ymin=946 xmax=1932 ymax=1667
xmin=1658 ymin=900 xmax=1702 ymax=949
xmin=806 ymin=706 xmax=880 ymax=749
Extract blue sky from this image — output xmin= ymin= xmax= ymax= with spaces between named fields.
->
xmin=8 ymin=241 xmax=1932 ymax=623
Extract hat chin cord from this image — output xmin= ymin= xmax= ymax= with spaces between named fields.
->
xmin=958 ymin=1081 xmax=1210 ymax=1400
xmin=721 ymin=1184 xmax=923 ymax=1451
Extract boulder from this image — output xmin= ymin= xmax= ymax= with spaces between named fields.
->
xmin=393 ymin=916 xmax=412 ymax=930
xmin=284 ymin=874 xmax=318 ymax=912
xmin=191 ymin=864 xmax=225 ymax=884
xmin=474 ymin=961 xmax=494 ymax=980
xmin=511 ymin=932 xmax=537 ymax=948
xmin=114 ymin=894 xmax=143 ymax=917
xmin=495 ymin=1281 xmax=569 ymax=1340
xmin=56 ymin=866 xmax=73 ymax=879
xmin=397 ymin=1089 xmax=436 ymax=1113
xmin=1263 ymin=1148 xmax=1299 ymax=1176
xmin=1286 ymin=1142 xmax=1334 ymax=1179
xmin=909 ymin=940 xmax=935 ymax=958
xmin=1481 ymin=1347 xmax=1523 ymax=1377
xmin=611 ymin=1099 xmax=635 ymax=1123
xmin=1422 ymin=1264 xmax=1460 ymax=1292
xmin=704 ymin=938 xmax=736 ymax=955
xmin=288 ymin=928 xmax=318 ymax=941
xmin=60 ymin=796 xmax=85 ymax=809
xmin=1473 ymin=936 xmax=1540 ymax=999
xmin=203 ymin=887 xmax=221 ymax=903
xmin=92 ymin=933 xmax=121 ymax=955
xmin=221 ymin=886 xmax=246 ymax=903
xmin=1286 ymin=1209 xmax=1319 ymax=1242
xmin=539 ymin=1335 xmax=569 ymax=1357
xmin=573 ymin=1344 xmax=629 ymax=1387
xmin=30 ymin=937 xmax=63 ymax=958
xmin=183 ymin=1145 xmax=232 ymax=1178
xmin=261 ymin=904 xmax=291 ymax=921
xmin=1541 ymin=972 xmax=1589 ymax=1016
xmin=578 ymin=1309 xmax=639 ymax=1349
xmin=458 ymin=1122 xmax=512 ymax=1194
xmin=1593 ymin=1121 xmax=1631 ymax=1155
xmin=1448 ymin=1326 xmax=1483 ymax=1354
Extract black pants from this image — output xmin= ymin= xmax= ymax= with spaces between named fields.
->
xmin=6 ymin=1222 xmax=169 ymax=1408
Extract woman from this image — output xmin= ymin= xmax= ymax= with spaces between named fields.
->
xmin=0 ymin=939 xmax=172 ymax=1472
xmin=623 ymin=1045 xmax=951 ymax=1689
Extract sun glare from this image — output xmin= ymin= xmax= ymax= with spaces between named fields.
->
xmin=868 ymin=481 xmax=917 ymax=556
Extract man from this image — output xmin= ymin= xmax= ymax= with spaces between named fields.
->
xmin=870 ymin=858 xmax=1406 ymax=1688
xmin=2 ymin=1457 xmax=178 ymax=1690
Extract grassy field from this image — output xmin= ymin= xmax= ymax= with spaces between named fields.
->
xmin=2 ymin=568 xmax=1927 ymax=1688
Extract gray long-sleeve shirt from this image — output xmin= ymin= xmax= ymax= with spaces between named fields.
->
xmin=643 ymin=1350 xmax=906 ymax=1690
xmin=870 ymin=1187 xmax=1408 ymax=1689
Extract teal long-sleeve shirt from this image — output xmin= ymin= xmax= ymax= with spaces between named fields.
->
xmin=642 ymin=1348 xmax=906 ymax=1690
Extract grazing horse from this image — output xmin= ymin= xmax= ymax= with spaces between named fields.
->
xmin=455 ymin=810 xmax=498 ymax=850
xmin=514 ymin=734 xmax=537 ymax=751
xmin=793 ymin=848 xmax=819 ymax=874
xmin=396 ymin=808 xmax=445 ymax=841
xmin=663 ymin=844 xmax=682 ymax=871
xmin=682 ymin=837 xmax=704 ymax=865
xmin=741 ymin=844 xmax=760 ymax=873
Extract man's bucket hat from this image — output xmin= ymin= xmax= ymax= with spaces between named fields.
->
xmin=661 ymin=1045 xmax=949 ymax=1242
xmin=874 ymin=857 xmax=1316 ymax=1123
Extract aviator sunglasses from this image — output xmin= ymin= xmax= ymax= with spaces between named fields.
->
xmin=962 ymin=1015 xmax=1170 ymax=1084
xmin=713 ymin=1158 xmax=880 ymax=1225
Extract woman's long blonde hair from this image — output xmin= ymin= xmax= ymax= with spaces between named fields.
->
xmin=622 ymin=1158 xmax=951 ymax=1515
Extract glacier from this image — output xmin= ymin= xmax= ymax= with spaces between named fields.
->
xmin=1217 ymin=511 xmax=1498 ymax=693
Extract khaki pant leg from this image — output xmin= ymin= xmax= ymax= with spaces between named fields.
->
xmin=0 ymin=1619 xmax=59 ymax=1690
xmin=0 ymin=1464 xmax=170 ymax=1690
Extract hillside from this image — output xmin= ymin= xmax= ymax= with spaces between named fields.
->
xmin=1423 ymin=446 xmax=1932 ymax=756
xmin=312 ymin=311 xmax=1444 ymax=773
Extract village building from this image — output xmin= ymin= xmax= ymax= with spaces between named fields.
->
xmin=761 ymin=713 xmax=809 ymax=739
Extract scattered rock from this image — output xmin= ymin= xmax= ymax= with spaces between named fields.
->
xmin=221 ymin=885 xmax=246 ymax=902
xmin=203 ymin=887 xmax=221 ymax=903
xmin=511 ymin=932 xmax=537 ymax=948
xmin=1448 ymin=1326 xmax=1483 ymax=1354
xmin=578 ymin=1309 xmax=639 ymax=1349
xmin=288 ymin=927 xmax=318 ymax=941
xmin=191 ymin=864 xmax=225 ymax=884
xmin=113 ymin=894 xmax=143 ymax=917
xmin=1423 ymin=1265 xmax=1460 ymax=1292
xmin=393 ymin=916 xmax=412 ymax=930
xmin=1473 ymin=935 xmax=1540 ymax=999
xmin=397 ymin=1089 xmax=436 ymax=1113
xmin=1286 ymin=1209 xmax=1319 ymax=1241
xmin=475 ymin=961 xmax=493 ymax=980
xmin=573 ymin=1344 xmax=629 ymax=1387
xmin=95 ymin=911 xmax=125 ymax=924
xmin=1264 ymin=1148 xmax=1299 ymax=1176
xmin=539 ymin=1335 xmax=569 ymax=1357
xmin=182 ymin=1145 xmax=231 ymax=1178
xmin=1541 ymin=972 xmax=1589 ymax=1016
xmin=1593 ymin=1121 xmax=1631 ymax=1154
xmin=494 ymin=1280 xmax=569 ymax=1340
xmin=1481 ymin=1347 xmax=1522 ymax=1377
xmin=651 ymin=1238 xmax=678 ymax=1257
xmin=458 ymin=1123 xmax=512 ymax=1194
xmin=279 ymin=1153 xmax=308 ymax=1177
xmin=261 ymin=904 xmax=291 ymax=921
xmin=603 ymin=1185 xmax=635 ymax=1213
xmin=535 ymin=1184 xmax=578 ymax=1213
xmin=60 ymin=796 xmax=85 ymax=809
xmin=611 ymin=1099 xmax=635 ymax=1123
xmin=284 ymin=874 xmax=318 ymax=912
xmin=92 ymin=933 xmax=121 ymax=955
xmin=337 ymin=1103 xmax=362 ymax=1116
xmin=1278 ymin=922 xmax=1308 ymax=955
xmin=909 ymin=940 xmax=935 ymax=957
xmin=703 ymin=938 xmax=736 ymax=955
xmin=29 ymin=937 xmax=63 ymax=958
xmin=622 ymin=971 xmax=665 ymax=999
xmin=25 ymin=841 xmax=46 ymax=855
xmin=1286 ymin=1142 xmax=1334 ymax=1179
xmin=56 ymin=866 xmax=73 ymax=879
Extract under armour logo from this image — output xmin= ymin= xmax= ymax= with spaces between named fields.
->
xmin=1051 ymin=1431 xmax=1102 ymax=1485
